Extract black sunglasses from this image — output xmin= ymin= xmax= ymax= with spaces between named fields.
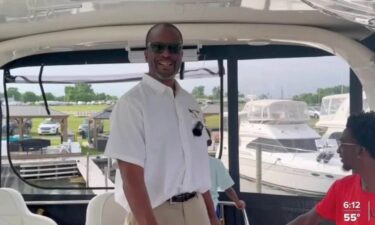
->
xmin=148 ymin=42 xmax=182 ymax=54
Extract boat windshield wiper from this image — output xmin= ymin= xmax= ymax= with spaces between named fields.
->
xmin=38 ymin=65 xmax=51 ymax=116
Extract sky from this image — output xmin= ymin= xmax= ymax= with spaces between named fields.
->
xmin=2 ymin=55 xmax=349 ymax=99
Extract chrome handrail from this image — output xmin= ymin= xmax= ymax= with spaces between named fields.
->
xmin=218 ymin=201 xmax=250 ymax=225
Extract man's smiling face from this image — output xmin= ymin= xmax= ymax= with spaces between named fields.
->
xmin=145 ymin=26 xmax=183 ymax=81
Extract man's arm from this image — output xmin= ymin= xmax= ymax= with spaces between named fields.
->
xmin=118 ymin=160 xmax=158 ymax=225
xmin=202 ymin=191 xmax=220 ymax=225
xmin=287 ymin=208 xmax=324 ymax=225
xmin=224 ymin=187 xmax=246 ymax=209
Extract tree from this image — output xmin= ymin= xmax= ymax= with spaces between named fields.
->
xmin=45 ymin=92 xmax=56 ymax=101
xmin=106 ymin=94 xmax=118 ymax=100
xmin=211 ymin=86 xmax=221 ymax=100
xmin=65 ymin=83 xmax=96 ymax=101
xmin=22 ymin=91 xmax=40 ymax=102
xmin=258 ymin=94 xmax=269 ymax=99
xmin=293 ymin=85 xmax=349 ymax=105
xmin=7 ymin=87 xmax=21 ymax=101
xmin=192 ymin=86 xmax=205 ymax=99
xmin=96 ymin=93 xmax=107 ymax=101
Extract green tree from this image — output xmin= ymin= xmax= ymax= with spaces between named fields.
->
xmin=293 ymin=85 xmax=349 ymax=105
xmin=211 ymin=86 xmax=220 ymax=100
xmin=191 ymin=86 xmax=205 ymax=99
xmin=45 ymin=92 xmax=56 ymax=101
xmin=96 ymin=93 xmax=107 ymax=101
xmin=7 ymin=87 xmax=21 ymax=101
xmin=65 ymin=83 xmax=96 ymax=101
xmin=258 ymin=94 xmax=269 ymax=99
xmin=106 ymin=94 xmax=117 ymax=100
xmin=22 ymin=91 xmax=40 ymax=102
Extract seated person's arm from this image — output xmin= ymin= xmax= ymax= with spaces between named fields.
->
xmin=118 ymin=160 xmax=158 ymax=225
xmin=287 ymin=208 xmax=324 ymax=225
xmin=224 ymin=187 xmax=246 ymax=209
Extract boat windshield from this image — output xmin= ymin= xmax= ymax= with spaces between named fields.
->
xmin=320 ymin=94 xmax=348 ymax=116
xmin=244 ymin=100 xmax=309 ymax=123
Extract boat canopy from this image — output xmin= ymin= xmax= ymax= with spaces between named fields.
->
xmin=242 ymin=100 xmax=309 ymax=123
xmin=320 ymin=93 xmax=348 ymax=116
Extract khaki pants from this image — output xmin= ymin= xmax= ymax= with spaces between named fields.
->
xmin=124 ymin=194 xmax=210 ymax=225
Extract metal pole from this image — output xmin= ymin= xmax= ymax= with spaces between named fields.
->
xmin=104 ymin=166 xmax=108 ymax=191
xmin=86 ymin=153 xmax=89 ymax=187
xmin=256 ymin=144 xmax=262 ymax=193
xmin=219 ymin=201 xmax=251 ymax=225
xmin=227 ymin=57 xmax=240 ymax=193
xmin=105 ymin=157 xmax=111 ymax=191
xmin=350 ymin=70 xmax=363 ymax=115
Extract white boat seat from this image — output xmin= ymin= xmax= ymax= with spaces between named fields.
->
xmin=85 ymin=192 xmax=126 ymax=225
xmin=0 ymin=188 xmax=57 ymax=225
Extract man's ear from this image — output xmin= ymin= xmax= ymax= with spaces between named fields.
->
xmin=357 ymin=146 xmax=367 ymax=158
xmin=360 ymin=147 xmax=371 ymax=157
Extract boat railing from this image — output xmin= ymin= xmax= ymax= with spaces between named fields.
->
xmin=218 ymin=201 xmax=250 ymax=225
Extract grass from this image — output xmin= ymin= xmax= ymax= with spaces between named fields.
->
xmin=205 ymin=115 xmax=220 ymax=129
xmin=81 ymin=145 xmax=101 ymax=155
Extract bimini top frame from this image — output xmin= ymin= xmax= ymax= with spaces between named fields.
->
xmin=0 ymin=23 xmax=374 ymax=108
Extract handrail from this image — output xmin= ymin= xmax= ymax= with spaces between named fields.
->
xmin=218 ymin=201 xmax=250 ymax=225
xmin=26 ymin=200 xmax=90 ymax=205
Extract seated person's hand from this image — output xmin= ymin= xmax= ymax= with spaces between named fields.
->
xmin=235 ymin=200 xmax=246 ymax=209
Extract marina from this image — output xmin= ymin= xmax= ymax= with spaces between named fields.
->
xmin=0 ymin=1 xmax=375 ymax=224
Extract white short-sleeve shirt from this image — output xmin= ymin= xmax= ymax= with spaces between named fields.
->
xmin=105 ymin=75 xmax=211 ymax=212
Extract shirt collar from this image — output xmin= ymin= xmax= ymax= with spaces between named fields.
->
xmin=142 ymin=74 xmax=182 ymax=95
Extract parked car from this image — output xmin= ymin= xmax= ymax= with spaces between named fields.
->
xmin=78 ymin=118 xmax=103 ymax=139
xmin=37 ymin=119 xmax=60 ymax=135
xmin=308 ymin=106 xmax=320 ymax=119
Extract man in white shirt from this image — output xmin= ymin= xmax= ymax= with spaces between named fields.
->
xmin=105 ymin=23 xmax=219 ymax=225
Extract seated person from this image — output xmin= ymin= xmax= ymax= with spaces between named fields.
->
xmin=209 ymin=156 xmax=246 ymax=217
xmin=287 ymin=112 xmax=375 ymax=225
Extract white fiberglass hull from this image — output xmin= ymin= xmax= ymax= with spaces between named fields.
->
xmin=222 ymin=147 xmax=349 ymax=196
xmin=222 ymin=125 xmax=350 ymax=196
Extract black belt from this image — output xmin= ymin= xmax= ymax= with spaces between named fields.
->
xmin=167 ymin=192 xmax=196 ymax=203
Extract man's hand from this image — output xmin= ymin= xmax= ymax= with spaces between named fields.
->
xmin=202 ymin=191 xmax=220 ymax=225
xmin=286 ymin=208 xmax=324 ymax=225
xmin=118 ymin=160 xmax=158 ymax=225
xmin=234 ymin=200 xmax=246 ymax=210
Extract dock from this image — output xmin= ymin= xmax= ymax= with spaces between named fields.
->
xmin=76 ymin=156 xmax=114 ymax=194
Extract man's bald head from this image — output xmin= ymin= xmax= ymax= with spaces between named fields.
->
xmin=145 ymin=23 xmax=183 ymax=47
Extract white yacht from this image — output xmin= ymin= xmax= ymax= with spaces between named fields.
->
xmin=317 ymin=93 xmax=369 ymax=140
xmin=221 ymin=99 xmax=349 ymax=196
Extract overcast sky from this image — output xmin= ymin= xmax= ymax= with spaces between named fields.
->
xmin=2 ymin=56 xmax=349 ymax=99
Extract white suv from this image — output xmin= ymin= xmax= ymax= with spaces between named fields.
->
xmin=38 ymin=119 xmax=60 ymax=135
